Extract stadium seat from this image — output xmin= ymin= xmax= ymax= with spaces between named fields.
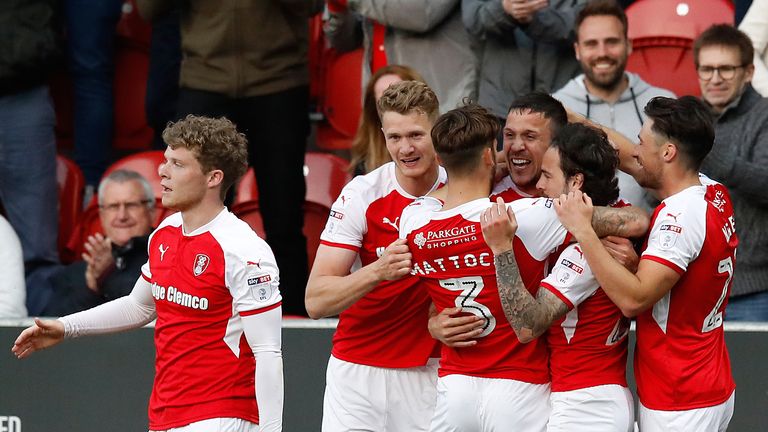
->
xmin=304 ymin=152 xmax=352 ymax=208
xmin=233 ymin=200 xmax=331 ymax=270
xmin=62 ymin=204 xmax=103 ymax=264
xmin=56 ymin=155 xmax=86 ymax=259
xmin=116 ymin=0 xmax=152 ymax=49
xmin=625 ymin=0 xmax=735 ymax=97
xmin=100 ymin=150 xmax=171 ymax=226
xmin=234 ymin=152 xmax=351 ymax=207
xmin=315 ymin=48 xmax=364 ymax=150
xmin=113 ymin=45 xmax=153 ymax=151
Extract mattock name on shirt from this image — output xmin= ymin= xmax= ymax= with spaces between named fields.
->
xmin=411 ymin=253 xmax=493 ymax=275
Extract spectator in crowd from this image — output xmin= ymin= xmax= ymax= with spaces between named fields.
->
xmin=0 ymin=215 xmax=27 ymax=318
xmin=695 ymin=24 xmax=768 ymax=321
xmin=553 ymin=0 xmax=675 ymax=211
xmin=144 ymin=8 xmax=182 ymax=149
xmin=462 ymin=0 xmax=586 ymax=122
xmin=40 ymin=170 xmax=155 ymax=317
xmin=137 ymin=0 xmax=323 ymax=316
xmin=326 ymin=0 xmax=478 ymax=111
xmin=65 ymin=0 xmax=123 ymax=193
xmin=349 ymin=64 xmax=425 ymax=175
xmin=0 ymin=0 xmax=61 ymax=315
xmin=739 ymin=0 xmax=768 ymax=96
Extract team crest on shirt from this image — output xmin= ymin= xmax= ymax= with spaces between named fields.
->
xmin=193 ymin=254 xmax=210 ymax=276
xmin=658 ymin=224 xmax=682 ymax=249
xmin=414 ymin=232 xmax=427 ymax=249
xmin=554 ymin=259 xmax=583 ymax=286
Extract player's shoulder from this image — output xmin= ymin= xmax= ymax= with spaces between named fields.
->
xmin=212 ymin=211 xmax=275 ymax=259
xmin=148 ymin=212 xmax=182 ymax=244
xmin=508 ymin=196 xmax=556 ymax=213
xmin=400 ymin=196 xmax=443 ymax=237
xmin=338 ymin=163 xmax=398 ymax=204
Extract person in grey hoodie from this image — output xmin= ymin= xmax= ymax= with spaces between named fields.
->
xmin=553 ymin=0 xmax=674 ymax=211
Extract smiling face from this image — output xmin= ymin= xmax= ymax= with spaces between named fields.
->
xmin=502 ymin=109 xmax=553 ymax=194
xmin=575 ymin=15 xmax=630 ymax=91
xmin=381 ymin=110 xmax=438 ymax=185
xmin=99 ymin=180 xmax=154 ymax=246
xmin=697 ymin=44 xmax=753 ymax=113
xmin=158 ymin=146 xmax=210 ymax=212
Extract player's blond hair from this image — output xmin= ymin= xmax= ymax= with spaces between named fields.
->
xmin=162 ymin=115 xmax=249 ymax=199
xmin=376 ymin=80 xmax=440 ymax=123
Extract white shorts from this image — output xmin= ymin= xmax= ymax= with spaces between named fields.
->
xmin=149 ymin=417 xmax=258 ymax=432
xmin=429 ymin=374 xmax=550 ymax=432
xmin=548 ymin=384 xmax=634 ymax=432
xmin=321 ymin=355 xmax=439 ymax=432
xmin=638 ymin=391 xmax=735 ymax=432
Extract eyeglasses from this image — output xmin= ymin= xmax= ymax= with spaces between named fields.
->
xmin=696 ymin=64 xmax=747 ymax=81
xmin=99 ymin=200 xmax=152 ymax=213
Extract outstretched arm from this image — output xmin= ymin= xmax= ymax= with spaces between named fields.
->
xmin=12 ymin=276 xmax=157 ymax=358
xmin=305 ymin=239 xmax=413 ymax=318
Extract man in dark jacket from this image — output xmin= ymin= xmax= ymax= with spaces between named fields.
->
xmin=42 ymin=170 xmax=155 ymax=316
xmin=695 ymin=25 xmax=768 ymax=321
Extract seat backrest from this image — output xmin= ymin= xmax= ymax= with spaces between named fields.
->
xmin=320 ymin=48 xmax=364 ymax=139
xmin=304 ymin=152 xmax=352 ymax=208
xmin=104 ymin=150 xmax=166 ymax=198
xmin=627 ymin=0 xmax=734 ymax=40
xmin=56 ymin=155 xmax=85 ymax=257
xmin=627 ymin=37 xmax=701 ymax=96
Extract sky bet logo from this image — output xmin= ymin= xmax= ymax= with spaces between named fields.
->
xmin=0 ymin=416 xmax=21 ymax=432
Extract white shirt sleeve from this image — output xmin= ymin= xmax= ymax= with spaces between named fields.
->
xmin=242 ymin=306 xmax=283 ymax=432
xmin=61 ymin=277 xmax=157 ymax=338
xmin=320 ymin=181 xmax=368 ymax=249
xmin=641 ymin=201 xmax=705 ymax=274
xmin=540 ymin=243 xmax=600 ymax=310
xmin=510 ymin=198 xmax=569 ymax=260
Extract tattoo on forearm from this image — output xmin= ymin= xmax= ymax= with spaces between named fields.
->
xmin=592 ymin=207 xmax=644 ymax=238
xmin=495 ymin=251 xmax=565 ymax=340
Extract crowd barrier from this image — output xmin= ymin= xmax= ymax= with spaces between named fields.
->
xmin=1 ymin=319 xmax=766 ymax=431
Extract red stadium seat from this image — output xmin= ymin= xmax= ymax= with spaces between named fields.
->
xmin=625 ymin=0 xmax=735 ymax=97
xmin=116 ymin=0 xmax=152 ymax=49
xmin=234 ymin=152 xmax=351 ymax=207
xmin=62 ymin=204 xmax=103 ymax=264
xmin=233 ymin=200 xmax=331 ymax=270
xmin=56 ymin=155 xmax=85 ymax=259
xmin=304 ymin=152 xmax=351 ymax=208
xmin=315 ymin=48 xmax=364 ymax=150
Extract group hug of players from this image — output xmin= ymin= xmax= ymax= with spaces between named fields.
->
xmin=307 ymin=80 xmax=737 ymax=432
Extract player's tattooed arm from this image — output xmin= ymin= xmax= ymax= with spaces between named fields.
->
xmin=592 ymin=205 xmax=649 ymax=239
xmin=495 ymin=251 xmax=569 ymax=343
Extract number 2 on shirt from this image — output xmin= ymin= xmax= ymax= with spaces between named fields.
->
xmin=439 ymin=276 xmax=496 ymax=337
xmin=702 ymin=256 xmax=734 ymax=333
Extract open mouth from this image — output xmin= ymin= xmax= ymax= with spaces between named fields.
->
xmin=401 ymin=156 xmax=420 ymax=167
xmin=509 ymin=158 xmax=531 ymax=169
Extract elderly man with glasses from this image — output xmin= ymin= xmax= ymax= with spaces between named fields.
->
xmin=695 ymin=24 xmax=768 ymax=321
xmin=38 ymin=170 xmax=156 ymax=316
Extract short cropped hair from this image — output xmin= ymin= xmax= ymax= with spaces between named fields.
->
xmin=162 ymin=115 xmax=249 ymax=199
xmin=694 ymin=24 xmax=754 ymax=67
xmin=643 ymin=96 xmax=714 ymax=170
xmin=98 ymin=169 xmax=155 ymax=209
xmin=551 ymin=123 xmax=619 ymax=206
xmin=431 ymin=103 xmax=500 ymax=176
xmin=575 ymin=0 xmax=628 ymax=40
xmin=508 ymin=92 xmax=568 ymax=136
xmin=377 ymin=80 xmax=440 ymax=123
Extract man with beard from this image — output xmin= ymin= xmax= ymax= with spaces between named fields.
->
xmin=553 ymin=0 xmax=674 ymax=210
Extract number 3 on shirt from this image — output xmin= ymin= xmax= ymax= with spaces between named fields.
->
xmin=702 ymin=256 xmax=734 ymax=333
xmin=439 ymin=276 xmax=496 ymax=337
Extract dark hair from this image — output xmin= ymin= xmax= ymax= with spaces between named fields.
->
xmin=694 ymin=24 xmax=754 ymax=67
xmin=643 ymin=96 xmax=714 ymax=170
xmin=551 ymin=123 xmax=619 ymax=206
xmin=431 ymin=103 xmax=500 ymax=176
xmin=507 ymin=92 xmax=568 ymax=136
xmin=575 ymin=0 xmax=628 ymax=40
